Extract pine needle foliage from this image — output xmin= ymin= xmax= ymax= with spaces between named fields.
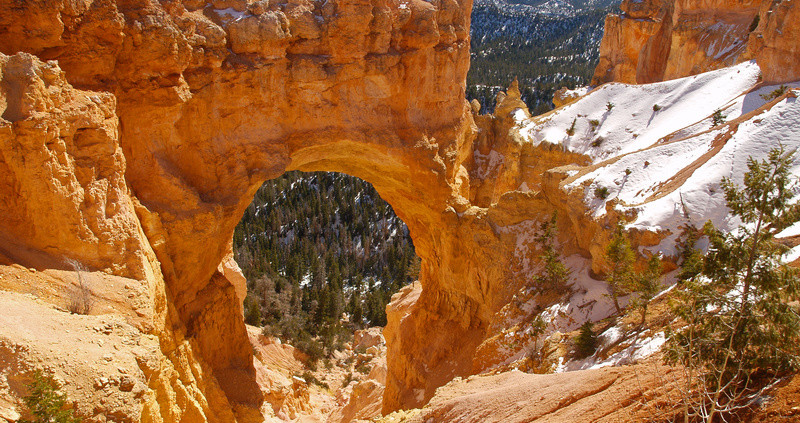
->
xmin=675 ymin=224 xmax=704 ymax=283
xmin=19 ymin=370 xmax=81 ymax=423
xmin=664 ymin=147 xmax=800 ymax=422
xmin=627 ymin=254 xmax=663 ymax=327
xmin=533 ymin=213 xmax=571 ymax=295
xmin=605 ymin=223 xmax=635 ymax=314
xmin=575 ymin=321 xmax=598 ymax=359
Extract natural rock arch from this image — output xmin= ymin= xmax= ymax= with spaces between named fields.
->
xmin=0 ymin=0 xmax=606 ymax=420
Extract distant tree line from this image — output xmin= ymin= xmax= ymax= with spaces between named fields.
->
xmin=233 ymin=171 xmax=419 ymax=363
xmin=468 ymin=4 xmax=616 ymax=114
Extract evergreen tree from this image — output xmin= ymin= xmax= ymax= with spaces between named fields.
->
xmin=664 ymin=147 xmax=800 ymax=422
xmin=604 ymin=223 xmax=635 ymax=314
xmin=20 ymin=370 xmax=81 ymax=423
xmin=575 ymin=321 xmax=598 ymax=359
xmin=533 ymin=213 xmax=571 ymax=294
xmin=233 ymin=171 xmax=418 ymax=362
xmin=626 ymin=254 xmax=662 ymax=327
xmin=675 ymin=224 xmax=704 ymax=283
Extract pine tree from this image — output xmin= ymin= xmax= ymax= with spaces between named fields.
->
xmin=675 ymin=224 xmax=704 ymax=283
xmin=20 ymin=370 xmax=81 ymax=423
xmin=626 ymin=254 xmax=662 ymax=327
xmin=605 ymin=223 xmax=635 ymax=314
xmin=664 ymin=147 xmax=800 ymax=422
xmin=575 ymin=321 xmax=598 ymax=359
xmin=533 ymin=213 xmax=571 ymax=295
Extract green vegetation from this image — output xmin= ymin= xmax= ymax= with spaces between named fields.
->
xmin=652 ymin=104 xmax=662 ymax=112
xmin=606 ymin=101 xmax=615 ymax=111
xmin=626 ymin=254 xmax=662 ymax=327
xmin=235 ymin=171 xmax=419 ymax=362
xmin=760 ymin=84 xmax=789 ymax=102
xmin=604 ymin=224 xmax=635 ymax=314
xmin=674 ymin=224 xmax=704 ymax=284
xmin=533 ymin=213 xmax=571 ymax=295
xmin=566 ymin=117 xmax=577 ymax=136
xmin=664 ymin=147 xmax=800 ymax=422
xmin=575 ymin=321 xmax=598 ymax=359
xmin=594 ymin=186 xmax=610 ymax=199
xmin=20 ymin=370 xmax=81 ymax=423
xmin=712 ymin=109 xmax=726 ymax=126
xmin=467 ymin=5 xmax=615 ymax=114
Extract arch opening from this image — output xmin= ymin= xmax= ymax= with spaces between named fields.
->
xmin=233 ymin=170 xmax=420 ymax=361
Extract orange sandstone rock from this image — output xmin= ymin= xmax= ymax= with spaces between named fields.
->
xmin=741 ymin=0 xmax=800 ymax=83
xmin=593 ymin=0 xmax=764 ymax=84
xmin=3 ymin=0 xmax=797 ymax=421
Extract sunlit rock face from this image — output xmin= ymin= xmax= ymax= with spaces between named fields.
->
xmin=1 ymin=0 xmax=495 ymax=418
xmin=3 ymin=0 xmax=799 ymax=420
xmin=592 ymin=0 xmax=800 ymax=85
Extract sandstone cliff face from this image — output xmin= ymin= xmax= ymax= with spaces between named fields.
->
xmin=591 ymin=0 xmax=800 ymax=84
xmin=0 ymin=0 xmax=480 ymax=418
xmin=2 ymin=0 xmax=799 ymax=422
xmin=742 ymin=0 xmax=800 ymax=83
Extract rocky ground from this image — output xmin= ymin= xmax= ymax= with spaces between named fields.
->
xmin=248 ymin=325 xmax=388 ymax=423
xmin=0 ymin=261 xmax=388 ymax=423
xmin=0 ymin=265 xmax=157 ymax=423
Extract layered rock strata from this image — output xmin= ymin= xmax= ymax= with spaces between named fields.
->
xmin=593 ymin=0 xmax=800 ymax=85
xmin=1 ymin=0 xmax=799 ymax=421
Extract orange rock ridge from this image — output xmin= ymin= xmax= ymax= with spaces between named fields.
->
xmin=593 ymin=0 xmax=800 ymax=85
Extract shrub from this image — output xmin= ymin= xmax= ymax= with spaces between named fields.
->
xmin=605 ymin=224 xmax=635 ymax=314
xmin=760 ymin=84 xmax=788 ymax=102
xmin=711 ymin=109 xmax=726 ymax=126
xmin=533 ymin=213 xmax=571 ymax=295
xmin=652 ymin=104 xmax=662 ymax=111
xmin=65 ymin=259 xmax=92 ymax=315
xmin=624 ymin=168 xmax=632 ymax=176
xmin=19 ymin=370 xmax=81 ymax=423
xmin=664 ymin=147 xmax=800 ymax=422
xmin=575 ymin=321 xmax=598 ymax=359
xmin=244 ymin=295 xmax=262 ymax=326
xmin=594 ymin=186 xmax=609 ymax=200
xmin=589 ymin=119 xmax=600 ymax=130
xmin=566 ymin=117 xmax=577 ymax=136
xmin=342 ymin=372 xmax=354 ymax=387
xmin=606 ymin=102 xmax=615 ymax=111
xmin=300 ymin=371 xmax=329 ymax=389
xmin=626 ymin=254 xmax=663 ymax=327
xmin=356 ymin=364 xmax=370 ymax=375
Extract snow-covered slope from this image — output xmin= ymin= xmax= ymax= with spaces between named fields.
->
xmin=516 ymin=61 xmax=800 ymax=256
xmin=477 ymin=63 xmax=799 ymax=376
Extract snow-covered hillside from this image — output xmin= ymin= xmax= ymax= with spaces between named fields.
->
xmin=516 ymin=61 xmax=800 ymax=256
xmin=481 ymin=62 xmax=800 ymax=375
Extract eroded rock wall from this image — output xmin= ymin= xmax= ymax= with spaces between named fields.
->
xmin=0 ymin=0 xmax=604 ymax=416
xmin=1 ymin=0 xmax=487 ymax=418
xmin=590 ymin=0 xmax=796 ymax=85
xmin=3 ymin=0 xmax=797 ymax=420
xmin=741 ymin=0 xmax=800 ymax=83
